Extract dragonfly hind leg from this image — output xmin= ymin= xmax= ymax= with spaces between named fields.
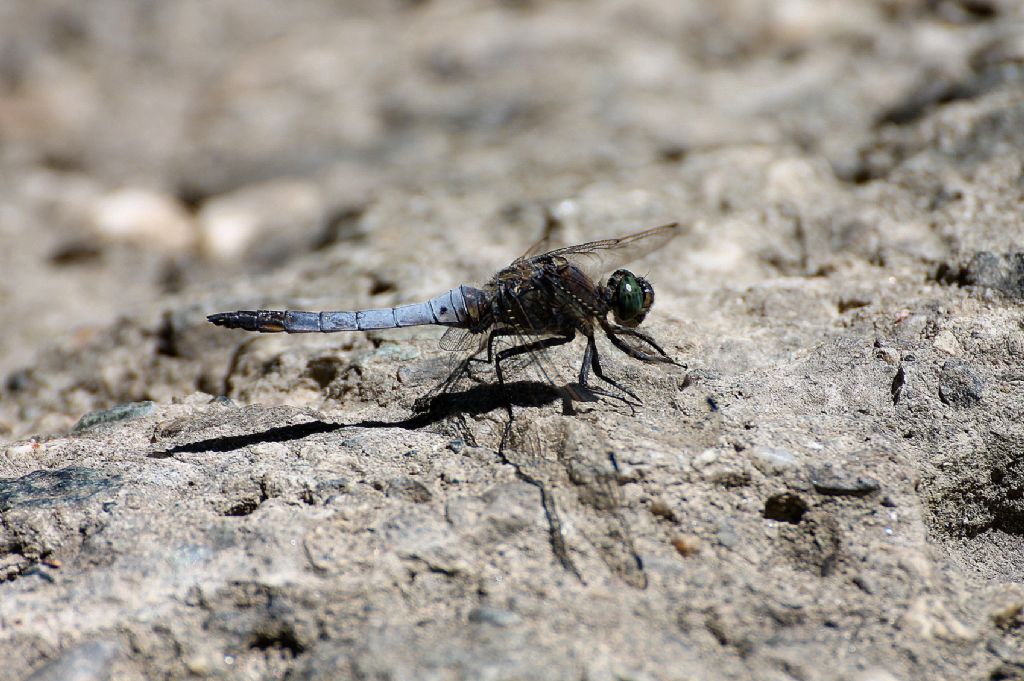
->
xmin=461 ymin=327 xmax=527 ymax=375
xmin=493 ymin=332 xmax=575 ymax=448
xmin=460 ymin=327 xmax=516 ymax=368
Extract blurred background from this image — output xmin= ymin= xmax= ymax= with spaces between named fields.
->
xmin=5 ymin=5 xmax=1024 ymax=679
xmin=1 ymin=0 xmax=1019 ymax=439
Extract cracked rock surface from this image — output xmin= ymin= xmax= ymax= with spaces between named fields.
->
xmin=2 ymin=2 xmax=1024 ymax=680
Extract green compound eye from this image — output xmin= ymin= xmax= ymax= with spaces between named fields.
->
xmin=615 ymin=273 xmax=644 ymax=321
xmin=609 ymin=269 xmax=654 ymax=327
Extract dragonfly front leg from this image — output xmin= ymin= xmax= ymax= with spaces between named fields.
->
xmin=601 ymin=322 xmax=680 ymax=365
xmin=578 ymin=335 xmax=640 ymax=405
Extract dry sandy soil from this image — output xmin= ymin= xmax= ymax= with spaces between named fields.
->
xmin=2 ymin=1 xmax=1024 ymax=680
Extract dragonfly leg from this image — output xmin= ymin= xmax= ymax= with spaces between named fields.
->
xmin=578 ymin=335 xmax=640 ymax=407
xmin=494 ymin=332 xmax=575 ymax=441
xmin=462 ymin=342 xmax=493 ymax=372
xmin=485 ymin=328 xmax=518 ymax=364
xmin=601 ymin=322 xmax=681 ymax=365
xmin=458 ymin=329 xmax=516 ymax=386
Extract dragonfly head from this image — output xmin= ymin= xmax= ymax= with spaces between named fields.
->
xmin=607 ymin=269 xmax=655 ymax=327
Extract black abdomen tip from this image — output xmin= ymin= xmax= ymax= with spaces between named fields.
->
xmin=207 ymin=310 xmax=285 ymax=332
xmin=207 ymin=312 xmax=237 ymax=328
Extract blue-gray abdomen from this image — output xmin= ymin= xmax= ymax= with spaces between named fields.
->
xmin=207 ymin=286 xmax=484 ymax=334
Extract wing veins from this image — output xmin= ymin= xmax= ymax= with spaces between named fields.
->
xmin=516 ymin=222 xmax=680 ymax=279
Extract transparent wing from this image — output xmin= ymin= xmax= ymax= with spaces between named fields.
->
xmin=501 ymin=330 xmax=570 ymax=385
xmin=439 ymin=326 xmax=479 ymax=352
xmin=418 ymin=325 xmax=566 ymax=415
xmin=515 ymin=211 xmax=564 ymax=261
xmin=521 ymin=222 xmax=681 ymax=279
xmin=517 ymin=233 xmax=555 ymax=261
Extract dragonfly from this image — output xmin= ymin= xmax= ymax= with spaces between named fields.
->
xmin=208 ymin=222 xmax=683 ymax=443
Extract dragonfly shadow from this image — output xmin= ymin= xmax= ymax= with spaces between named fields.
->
xmin=151 ymin=381 xmax=564 ymax=456
xmin=412 ymin=380 xmax=566 ymax=419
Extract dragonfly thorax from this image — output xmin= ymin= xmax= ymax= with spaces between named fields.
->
xmin=607 ymin=269 xmax=655 ymax=328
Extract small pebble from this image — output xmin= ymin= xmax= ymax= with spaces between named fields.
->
xmin=938 ymin=359 xmax=983 ymax=407
xmin=649 ymin=499 xmax=677 ymax=521
xmin=809 ymin=465 xmax=880 ymax=497
xmin=198 ymin=180 xmax=324 ymax=261
xmin=961 ymin=251 xmax=1024 ymax=298
xmin=672 ymin=535 xmax=701 ymax=557
xmin=693 ymin=449 xmax=720 ymax=468
xmin=185 ymin=654 xmax=213 ymax=675
xmin=91 ymin=187 xmax=195 ymax=253
xmin=932 ymin=330 xmax=960 ymax=356
xmin=4 ymin=441 xmax=39 ymax=458
xmin=750 ymin=446 xmax=800 ymax=474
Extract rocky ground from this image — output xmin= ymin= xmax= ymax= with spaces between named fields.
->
xmin=2 ymin=1 xmax=1024 ymax=679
